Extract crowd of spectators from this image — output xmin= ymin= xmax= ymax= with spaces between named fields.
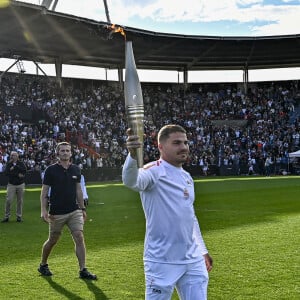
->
xmin=0 ymin=72 xmax=299 ymax=178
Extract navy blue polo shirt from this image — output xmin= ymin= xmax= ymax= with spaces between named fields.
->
xmin=43 ymin=163 xmax=81 ymax=215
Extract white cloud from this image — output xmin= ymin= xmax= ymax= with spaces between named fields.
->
xmin=237 ymin=0 xmax=262 ymax=4
xmin=251 ymin=6 xmax=300 ymax=35
xmin=105 ymin=0 xmax=300 ymax=36
xmin=19 ymin=0 xmax=300 ymax=36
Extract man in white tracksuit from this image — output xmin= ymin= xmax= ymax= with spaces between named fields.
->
xmin=122 ymin=124 xmax=213 ymax=300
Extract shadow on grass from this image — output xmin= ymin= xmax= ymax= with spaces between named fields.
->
xmin=82 ymin=279 xmax=110 ymax=300
xmin=42 ymin=276 xmax=109 ymax=300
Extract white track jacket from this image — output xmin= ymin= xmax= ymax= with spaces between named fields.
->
xmin=122 ymin=155 xmax=208 ymax=264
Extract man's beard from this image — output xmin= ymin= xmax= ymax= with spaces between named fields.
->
xmin=177 ymin=152 xmax=189 ymax=163
xmin=60 ymin=156 xmax=70 ymax=162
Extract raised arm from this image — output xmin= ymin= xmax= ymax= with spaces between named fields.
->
xmin=122 ymin=128 xmax=154 ymax=191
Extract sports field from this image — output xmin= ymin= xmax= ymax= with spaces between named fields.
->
xmin=0 ymin=176 xmax=299 ymax=299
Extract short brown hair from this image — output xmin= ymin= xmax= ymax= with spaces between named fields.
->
xmin=157 ymin=124 xmax=186 ymax=143
xmin=55 ymin=142 xmax=71 ymax=153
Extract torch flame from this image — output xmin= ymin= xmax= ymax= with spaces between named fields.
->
xmin=107 ymin=24 xmax=126 ymax=40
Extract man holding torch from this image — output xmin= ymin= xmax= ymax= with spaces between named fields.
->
xmin=122 ymin=124 xmax=213 ymax=300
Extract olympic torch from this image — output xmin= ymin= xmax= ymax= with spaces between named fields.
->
xmin=124 ymin=41 xmax=144 ymax=167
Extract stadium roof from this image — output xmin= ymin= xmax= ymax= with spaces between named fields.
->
xmin=1 ymin=1 xmax=300 ymax=72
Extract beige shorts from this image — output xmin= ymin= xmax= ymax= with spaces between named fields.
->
xmin=49 ymin=210 xmax=84 ymax=234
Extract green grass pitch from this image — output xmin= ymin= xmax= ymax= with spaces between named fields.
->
xmin=0 ymin=176 xmax=299 ymax=299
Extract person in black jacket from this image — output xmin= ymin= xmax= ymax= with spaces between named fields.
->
xmin=1 ymin=151 xmax=27 ymax=222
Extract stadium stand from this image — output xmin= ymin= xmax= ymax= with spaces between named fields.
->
xmin=1 ymin=1 xmax=300 ymax=183
xmin=0 ymin=73 xmax=299 ymax=183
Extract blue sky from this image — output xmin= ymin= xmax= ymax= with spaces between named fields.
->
xmin=1 ymin=0 xmax=300 ymax=82
xmin=21 ymin=0 xmax=300 ymax=36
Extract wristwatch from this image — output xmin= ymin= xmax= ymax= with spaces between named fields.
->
xmin=80 ymin=207 xmax=86 ymax=211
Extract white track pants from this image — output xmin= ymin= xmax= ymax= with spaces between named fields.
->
xmin=144 ymin=260 xmax=208 ymax=300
